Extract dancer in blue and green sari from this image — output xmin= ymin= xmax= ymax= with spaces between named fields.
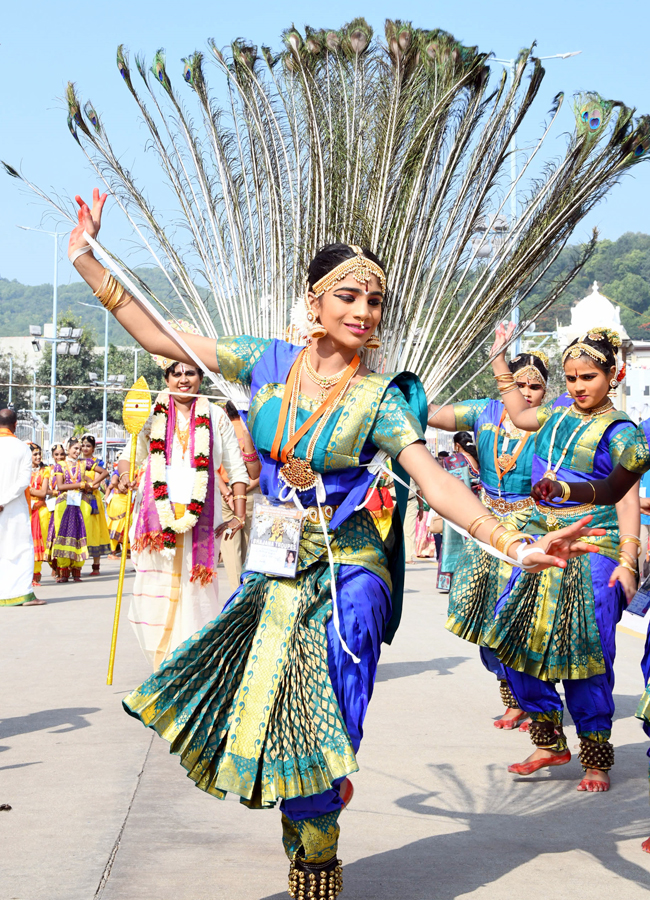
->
xmin=428 ymin=351 xmax=549 ymax=728
xmin=487 ymin=325 xmax=639 ymax=794
xmin=68 ymin=192 xmax=603 ymax=896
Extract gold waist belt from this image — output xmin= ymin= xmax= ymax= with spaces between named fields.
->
xmin=536 ymin=500 xmax=595 ymax=529
xmin=481 ymin=491 xmax=534 ymax=516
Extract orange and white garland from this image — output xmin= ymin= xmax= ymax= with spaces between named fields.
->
xmin=149 ymin=391 xmax=210 ymax=540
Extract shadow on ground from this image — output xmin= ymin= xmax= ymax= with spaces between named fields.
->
xmin=0 ymin=707 xmax=100 ymax=740
xmin=262 ymin=749 xmax=650 ymax=900
xmin=375 ymin=656 xmax=470 ymax=682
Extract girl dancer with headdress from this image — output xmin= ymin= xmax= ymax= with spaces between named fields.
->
xmin=28 ymin=443 xmax=52 ymax=587
xmin=428 ymin=351 xmax=549 ymax=728
xmin=485 ymin=325 xmax=639 ymax=793
xmin=66 ymin=192 xmax=603 ymax=895
xmin=532 ymin=413 xmax=650 ymax=846
xmin=79 ymin=434 xmax=110 ymax=575
xmin=49 ymin=438 xmax=93 ymax=583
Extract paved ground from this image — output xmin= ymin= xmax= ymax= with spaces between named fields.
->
xmin=2 ymin=558 xmax=650 ymax=900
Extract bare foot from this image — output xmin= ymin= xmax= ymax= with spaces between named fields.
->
xmin=508 ymin=747 xmax=571 ymax=776
xmin=494 ymin=708 xmax=531 ymax=730
xmin=577 ymin=768 xmax=610 ymax=792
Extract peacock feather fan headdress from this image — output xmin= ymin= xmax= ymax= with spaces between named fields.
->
xmin=3 ymin=19 xmax=648 ymax=403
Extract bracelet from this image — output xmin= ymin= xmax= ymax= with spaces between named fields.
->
xmin=618 ymin=558 xmax=637 ymax=574
xmin=93 ymin=268 xmax=131 ymax=313
xmin=489 ymin=523 xmax=504 ymax=547
xmin=499 ymin=384 xmax=520 ymax=396
xmin=242 ymin=450 xmax=259 ymax=462
xmin=494 ymin=373 xmax=515 ymax=383
xmin=467 ymin=513 xmax=495 ymax=539
xmin=586 ymin=482 xmax=596 ymax=504
xmin=69 ymin=245 xmax=93 ymax=265
xmin=232 ymin=494 xmax=247 ymax=501
xmin=619 ymin=534 xmax=642 ymax=555
xmin=495 ymin=529 xmax=518 ymax=555
xmin=232 ymin=514 xmax=245 ymax=526
xmin=551 ymin=481 xmax=571 ymax=504
xmin=619 ymin=549 xmax=638 ymax=567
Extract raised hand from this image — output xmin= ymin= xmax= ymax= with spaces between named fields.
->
xmin=608 ymin=565 xmax=638 ymax=601
xmin=68 ymin=188 xmax=107 ymax=257
xmin=490 ymin=321 xmax=515 ymax=360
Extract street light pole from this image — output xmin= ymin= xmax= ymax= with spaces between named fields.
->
xmin=18 ymin=226 xmax=61 ymax=447
xmin=102 ymin=308 xmax=109 ymax=462
xmin=492 ymin=51 xmax=581 ymax=354
xmin=8 ymin=356 xmax=12 ymax=407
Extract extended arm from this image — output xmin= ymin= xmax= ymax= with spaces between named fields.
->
xmin=610 ymin=484 xmax=641 ymax=599
xmin=532 ymin=465 xmax=641 ymax=505
xmin=70 ymin=191 xmax=219 ymax=372
xmin=396 ymin=442 xmax=604 ymax=571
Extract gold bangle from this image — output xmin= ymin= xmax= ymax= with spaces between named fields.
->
xmin=586 ymin=482 xmax=596 ymax=504
xmin=467 ymin=513 xmax=495 ymax=538
xmin=93 ymin=268 xmax=112 ymax=300
xmin=494 ymin=374 xmax=515 ymax=383
xmin=619 ymin=550 xmax=637 ymax=568
xmin=618 ymin=559 xmax=637 ymax=574
xmin=495 ymin=528 xmax=517 ymax=554
xmin=489 ymin=523 xmax=504 ymax=547
xmin=232 ymin=494 xmax=247 ymax=501
xmin=619 ymin=534 xmax=642 ymax=555
xmin=499 ymin=384 xmax=520 ymax=396
xmin=232 ymin=514 xmax=245 ymax=525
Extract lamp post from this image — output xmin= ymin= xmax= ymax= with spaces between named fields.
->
xmin=131 ymin=347 xmax=143 ymax=380
xmin=78 ymin=300 xmax=111 ymax=460
xmin=491 ymin=51 xmax=581 ymax=352
xmin=27 ymin=325 xmax=81 ymax=447
xmin=18 ymin=226 xmax=61 ymax=446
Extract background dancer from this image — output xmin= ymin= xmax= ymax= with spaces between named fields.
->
xmin=486 ymin=326 xmax=639 ymax=793
xmin=49 ymin=438 xmax=93 ymax=584
xmin=119 ymin=356 xmax=255 ymax=670
xmin=429 ymin=352 xmax=549 ymax=728
xmin=28 ymin=443 xmax=52 ymax=588
xmin=79 ymin=434 xmax=110 ymax=575
xmin=68 ymin=198 xmax=604 ymax=895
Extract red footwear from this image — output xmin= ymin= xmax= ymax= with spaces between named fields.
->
xmin=508 ymin=750 xmax=571 ymax=776
xmin=519 ymin=721 xmax=530 ymax=733
xmin=56 ymin=567 xmax=70 ymax=584
xmin=340 ymin=778 xmax=354 ymax=810
xmin=494 ymin=710 xmax=529 ymax=730
xmin=642 ymin=837 xmax=650 ymax=853
xmin=32 ymin=573 xmax=41 ymax=586
xmin=90 ymin=564 xmax=101 ymax=576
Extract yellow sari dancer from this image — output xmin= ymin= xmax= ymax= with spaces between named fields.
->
xmin=79 ymin=433 xmax=110 ymax=574
xmin=28 ymin=443 xmax=52 ymax=586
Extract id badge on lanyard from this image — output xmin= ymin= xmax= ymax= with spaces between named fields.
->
xmin=244 ymin=496 xmax=305 ymax=579
xmin=67 ymin=490 xmax=82 ymax=507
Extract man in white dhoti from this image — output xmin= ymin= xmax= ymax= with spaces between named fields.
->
xmin=0 ymin=409 xmax=45 ymax=606
xmin=118 ymin=355 xmax=258 ymax=669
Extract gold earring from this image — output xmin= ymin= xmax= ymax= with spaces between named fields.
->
xmin=609 ymin=378 xmax=618 ymax=388
xmin=365 ymin=333 xmax=381 ymax=350
xmin=309 ymin=321 xmax=327 ymax=339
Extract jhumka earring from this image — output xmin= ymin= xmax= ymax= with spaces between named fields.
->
xmin=309 ymin=320 xmax=327 ymax=339
xmin=609 ymin=378 xmax=618 ymax=389
xmin=365 ymin=333 xmax=381 ymax=350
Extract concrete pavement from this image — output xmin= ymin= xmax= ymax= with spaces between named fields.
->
xmin=2 ymin=558 xmax=650 ymax=899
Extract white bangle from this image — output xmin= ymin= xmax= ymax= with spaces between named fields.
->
xmin=515 ymin=543 xmax=538 ymax=570
xmin=69 ymin=245 xmax=93 ymax=265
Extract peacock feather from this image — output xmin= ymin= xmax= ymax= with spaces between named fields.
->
xmin=4 ymin=19 xmax=648 ymax=403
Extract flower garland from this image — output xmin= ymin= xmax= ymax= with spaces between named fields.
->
xmin=149 ymin=391 xmax=211 ymax=550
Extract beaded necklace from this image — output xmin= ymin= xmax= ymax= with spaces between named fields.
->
xmin=303 ymin=351 xmax=349 ymax=403
xmin=543 ymin=400 xmax=613 ymax=481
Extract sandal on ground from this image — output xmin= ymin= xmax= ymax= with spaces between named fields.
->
xmin=90 ymin=564 xmax=100 ymax=576
xmin=508 ymin=749 xmax=571 ymax=776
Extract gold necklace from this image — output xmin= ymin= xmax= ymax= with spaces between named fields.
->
xmin=279 ymin=354 xmax=359 ymax=491
xmin=571 ymin=399 xmax=613 ymax=417
xmin=175 ymin=416 xmax=190 ymax=458
xmin=303 ymin=351 xmax=349 ymax=403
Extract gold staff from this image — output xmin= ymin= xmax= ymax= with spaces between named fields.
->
xmin=107 ymin=376 xmax=151 ymax=685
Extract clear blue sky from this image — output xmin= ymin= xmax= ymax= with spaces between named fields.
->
xmin=2 ymin=0 xmax=648 ymax=288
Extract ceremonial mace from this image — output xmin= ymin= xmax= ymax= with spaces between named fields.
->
xmin=106 ymin=376 xmax=151 ymax=685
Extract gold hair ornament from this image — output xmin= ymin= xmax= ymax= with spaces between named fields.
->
xmin=310 ymin=245 xmax=387 ymax=297
xmin=562 ymin=328 xmax=621 ymax=367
